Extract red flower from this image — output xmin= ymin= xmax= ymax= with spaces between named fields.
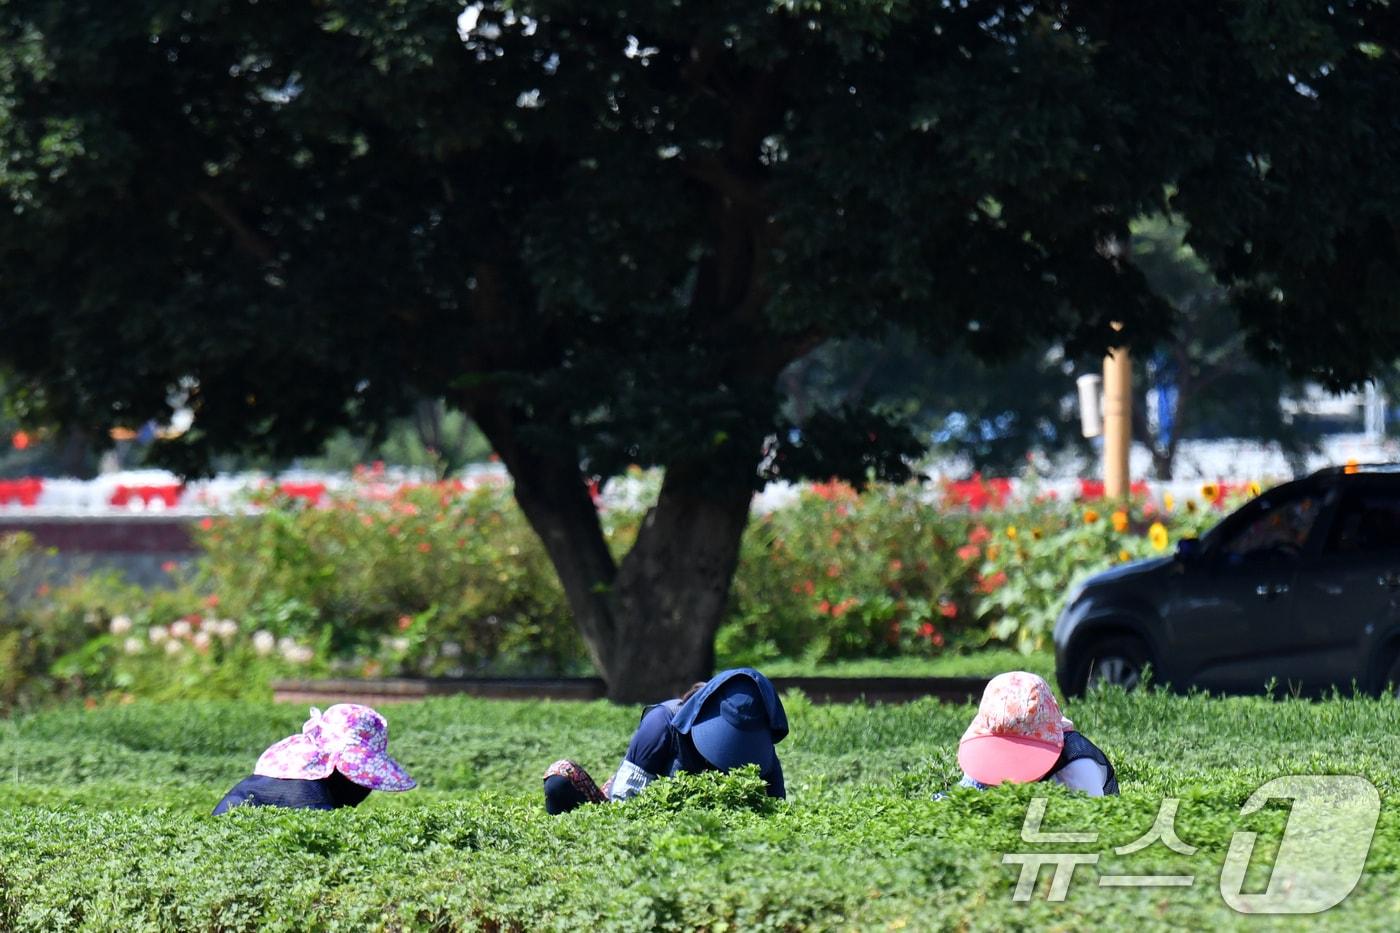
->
xmin=816 ymin=599 xmax=832 ymax=615
xmin=889 ymin=559 xmax=903 ymax=573
xmin=829 ymin=530 xmax=842 ymax=545
xmin=397 ymin=615 xmax=413 ymax=631
xmin=920 ymin=622 xmax=936 ymax=638
xmin=162 ymin=560 xmax=179 ymax=574
xmin=198 ymin=517 xmax=214 ymax=531
xmin=832 ymin=597 xmax=858 ymax=618
xmin=418 ymin=542 xmax=431 ymax=553
xmin=826 ymin=563 xmax=841 ymax=578
xmin=956 ymin=545 xmax=980 ymax=562
xmin=969 ymin=525 xmax=991 ymax=545
xmin=204 ymin=594 xmax=220 ymax=608
xmin=802 ymin=579 xmax=815 ymax=596
xmin=939 ymin=602 xmax=958 ymax=619
xmin=977 ymin=571 xmax=1008 ymax=594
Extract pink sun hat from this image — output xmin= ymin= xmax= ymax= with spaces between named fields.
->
xmin=958 ymin=672 xmax=1075 ymax=785
xmin=254 ymin=704 xmax=416 ymax=791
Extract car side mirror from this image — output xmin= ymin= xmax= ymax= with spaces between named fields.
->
xmin=1176 ymin=538 xmax=1202 ymax=562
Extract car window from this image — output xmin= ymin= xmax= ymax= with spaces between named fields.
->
xmin=1323 ymin=493 xmax=1400 ymax=554
xmin=1219 ymin=494 xmax=1322 ymax=559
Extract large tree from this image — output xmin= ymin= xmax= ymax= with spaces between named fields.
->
xmin=2 ymin=2 xmax=1399 ymax=699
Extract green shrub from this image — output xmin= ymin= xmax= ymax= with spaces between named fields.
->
xmin=4 ymin=476 xmax=1244 ymax=706
xmin=195 ymin=481 xmax=584 ymax=676
xmin=723 ymin=482 xmax=979 ymax=664
xmin=4 ymin=691 xmax=1400 ymax=930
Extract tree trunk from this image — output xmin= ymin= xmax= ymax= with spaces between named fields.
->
xmin=607 ymin=462 xmax=754 ymax=701
xmin=470 ymin=400 xmax=756 ymax=702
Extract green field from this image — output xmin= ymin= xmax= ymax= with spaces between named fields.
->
xmin=3 ymin=689 xmax=1399 ymax=931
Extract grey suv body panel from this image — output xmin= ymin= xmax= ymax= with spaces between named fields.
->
xmin=1054 ymin=471 xmax=1400 ymax=696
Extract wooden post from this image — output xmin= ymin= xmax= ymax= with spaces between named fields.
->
xmin=1103 ymin=331 xmax=1131 ymax=499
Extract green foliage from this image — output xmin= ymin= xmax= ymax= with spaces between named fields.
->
xmin=971 ymin=490 xmax=1225 ymax=652
xmin=306 ymin=400 xmax=494 ymax=479
xmin=4 ymin=478 xmax=1246 ymax=706
xmin=724 ymin=481 xmax=978 ymax=664
xmin=4 ymin=691 xmax=1400 ymax=930
xmin=195 ymin=480 xmax=583 ymax=676
xmin=721 ymin=479 xmax=1233 ymax=663
xmin=3 ymin=0 xmax=1400 ymax=696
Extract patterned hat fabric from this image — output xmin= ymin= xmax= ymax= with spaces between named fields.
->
xmin=543 ymin=758 xmax=607 ymax=804
xmin=957 ymin=672 xmax=1074 ymax=785
xmin=254 ymin=704 xmax=416 ymax=791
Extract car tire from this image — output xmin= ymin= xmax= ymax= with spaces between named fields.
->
xmin=1065 ymin=634 xmax=1151 ymax=697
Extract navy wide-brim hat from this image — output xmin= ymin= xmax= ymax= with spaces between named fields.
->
xmin=689 ymin=676 xmax=777 ymax=772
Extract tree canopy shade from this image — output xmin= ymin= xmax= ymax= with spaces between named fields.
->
xmin=3 ymin=1 xmax=1400 ymax=698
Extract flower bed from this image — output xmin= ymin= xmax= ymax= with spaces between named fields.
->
xmin=2 ymin=473 xmax=1247 ymax=707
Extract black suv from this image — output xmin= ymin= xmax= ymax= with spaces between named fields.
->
xmin=1055 ymin=465 xmax=1400 ymax=697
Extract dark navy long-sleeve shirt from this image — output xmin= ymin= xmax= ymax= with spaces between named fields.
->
xmin=212 ymin=773 xmax=370 ymax=814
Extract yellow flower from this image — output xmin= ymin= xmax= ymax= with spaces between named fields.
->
xmin=1083 ymin=509 xmax=1100 ymax=525
xmin=1345 ymin=459 xmax=1359 ymax=475
xmin=1118 ymin=549 xmax=1132 ymax=563
xmin=986 ymin=544 xmax=1001 ymax=561
xmin=1111 ymin=509 xmax=1129 ymax=533
xmin=1246 ymin=480 xmax=1262 ymax=498
xmin=1031 ymin=527 xmax=1044 ymax=540
xmin=1148 ymin=521 xmax=1169 ymax=551
xmin=1005 ymin=525 xmax=1018 ymax=540
xmin=1201 ymin=482 xmax=1220 ymax=503
xmin=1163 ymin=492 xmax=1175 ymax=513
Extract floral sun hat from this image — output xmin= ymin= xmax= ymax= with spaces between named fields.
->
xmin=254 ymin=704 xmax=416 ymax=791
xmin=957 ymin=671 xmax=1075 ymax=785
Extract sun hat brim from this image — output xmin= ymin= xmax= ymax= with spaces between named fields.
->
xmin=691 ymin=717 xmax=775 ymax=771
xmin=335 ymin=744 xmax=417 ymax=791
xmin=253 ymin=733 xmax=416 ymax=791
xmin=957 ymin=734 xmax=1063 ymax=785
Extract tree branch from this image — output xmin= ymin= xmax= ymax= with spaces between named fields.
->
xmin=195 ymin=191 xmax=278 ymax=266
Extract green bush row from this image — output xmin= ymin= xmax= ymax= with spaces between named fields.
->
xmin=3 ymin=690 xmax=1400 ymax=931
xmin=1 ymin=476 xmax=1226 ymax=708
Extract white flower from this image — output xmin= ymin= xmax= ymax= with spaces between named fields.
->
xmin=192 ymin=631 xmax=212 ymax=652
xmin=164 ymin=639 xmax=183 ymax=656
xmin=170 ymin=620 xmax=193 ymax=639
xmin=388 ymin=637 xmax=410 ymax=654
xmin=278 ymin=640 xmax=314 ymax=664
xmin=215 ymin=619 xmax=239 ymax=638
xmin=252 ymin=630 xmax=276 ymax=656
xmin=122 ymin=637 xmax=144 ymax=655
xmin=148 ymin=624 xmax=169 ymax=644
xmin=279 ymin=638 xmax=309 ymax=662
xmin=109 ymin=615 xmax=133 ymax=636
xmin=441 ymin=641 xmax=463 ymax=658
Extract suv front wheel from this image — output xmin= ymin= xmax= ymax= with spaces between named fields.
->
xmin=1065 ymin=633 xmax=1151 ymax=697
